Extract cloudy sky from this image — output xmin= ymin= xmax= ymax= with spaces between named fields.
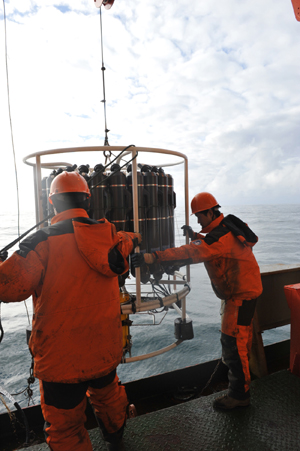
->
xmin=0 ymin=0 xmax=299 ymax=218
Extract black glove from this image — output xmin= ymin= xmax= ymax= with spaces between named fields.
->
xmin=149 ymin=262 xmax=164 ymax=283
xmin=181 ymin=225 xmax=194 ymax=239
xmin=131 ymin=253 xmax=145 ymax=268
xmin=164 ymin=265 xmax=180 ymax=275
xmin=0 ymin=251 xmax=8 ymax=262
xmin=132 ymin=233 xmax=142 ymax=249
xmin=130 ymin=253 xmax=150 ymax=284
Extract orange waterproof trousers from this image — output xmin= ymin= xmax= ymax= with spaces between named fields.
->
xmin=39 ymin=371 xmax=128 ymax=451
xmin=220 ymin=298 xmax=257 ymax=400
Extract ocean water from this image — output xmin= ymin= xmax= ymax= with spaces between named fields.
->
xmin=0 ymin=204 xmax=299 ymax=413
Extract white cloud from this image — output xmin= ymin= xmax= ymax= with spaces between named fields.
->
xmin=0 ymin=0 xmax=299 ymax=219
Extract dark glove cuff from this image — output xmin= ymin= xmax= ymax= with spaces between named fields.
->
xmin=0 ymin=251 xmax=8 ymax=262
xmin=132 ymin=237 xmax=139 ymax=249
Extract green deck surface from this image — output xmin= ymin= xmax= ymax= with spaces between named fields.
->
xmin=19 ymin=370 xmax=300 ymax=451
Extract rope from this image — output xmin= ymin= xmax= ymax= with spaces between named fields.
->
xmin=24 ymin=300 xmax=30 ymax=325
xmin=2 ymin=0 xmax=20 ymax=237
xmin=89 ymin=148 xmax=138 ymax=191
xmin=196 ymin=358 xmax=222 ymax=397
xmin=0 ymin=384 xmax=30 ymax=446
xmin=2 ymin=2 xmax=33 ymax=344
xmin=88 ymin=144 xmax=136 ymax=187
xmin=99 ymin=6 xmax=110 ymax=146
xmin=0 ymin=302 xmax=3 ymax=344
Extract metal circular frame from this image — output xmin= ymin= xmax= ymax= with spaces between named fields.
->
xmin=23 ymin=145 xmax=191 ymax=362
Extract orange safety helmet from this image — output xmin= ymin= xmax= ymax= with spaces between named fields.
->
xmin=191 ymin=192 xmax=220 ymax=215
xmin=49 ymin=171 xmax=91 ymax=204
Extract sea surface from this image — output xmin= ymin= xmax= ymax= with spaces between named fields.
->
xmin=0 ymin=204 xmax=299 ymax=413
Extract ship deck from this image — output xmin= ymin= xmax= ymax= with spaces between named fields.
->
xmin=18 ymin=369 xmax=300 ymax=451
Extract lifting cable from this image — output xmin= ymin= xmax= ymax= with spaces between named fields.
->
xmin=175 ymin=358 xmax=222 ymax=402
xmin=2 ymin=0 xmax=20 ymax=237
xmin=97 ymin=7 xmax=187 ymax=331
xmin=88 ymin=144 xmax=136 ymax=188
xmin=99 ymin=5 xmax=110 ymax=146
xmin=0 ymin=144 xmax=136 ymax=258
xmin=0 ymin=302 xmax=3 ymax=344
xmin=89 ymin=151 xmax=138 ymax=190
xmin=0 ymin=8 xmax=45 ymax=428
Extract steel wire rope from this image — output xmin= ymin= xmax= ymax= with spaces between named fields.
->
xmin=197 ymin=358 xmax=222 ymax=396
xmin=88 ymin=144 xmax=136 ymax=188
xmin=2 ymin=0 xmax=20 ymax=237
xmin=179 ymin=358 xmax=222 ymax=401
xmin=10 ymin=387 xmax=28 ymax=396
xmin=89 ymin=149 xmax=138 ymax=191
xmin=99 ymin=5 xmax=110 ymax=145
xmin=1 ymin=6 xmax=38 ymax=428
xmin=0 ymin=0 xmax=31 ymax=340
xmin=2 ymin=1 xmax=33 ymax=327
xmin=0 ymin=302 xmax=3 ymax=344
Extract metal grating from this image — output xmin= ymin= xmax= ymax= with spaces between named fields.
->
xmin=19 ymin=370 xmax=300 ymax=451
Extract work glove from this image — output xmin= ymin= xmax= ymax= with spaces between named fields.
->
xmin=181 ymin=225 xmax=195 ymax=239
xmin=131 ymin=253 xmax=145 ymax=268
xmin=149 ymin=262 xmax=164 ymax=283
xmin=130 ymin=253 xmax=151 ymax=284
xmin=131 ymin=252 xmax=156 ymax=267
xmin=164 ymin=264 xmax=180 ymax=275
xmin=132 ymin=233 xmax=142 ymax=249
xmin=0 ymin=251 xmax=8 ymax=262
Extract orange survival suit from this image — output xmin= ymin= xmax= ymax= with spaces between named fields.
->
xmin=153 ymin=213 xmax=263 ymax=400
xmin=0 ymin=208 xmax=139 ymax=450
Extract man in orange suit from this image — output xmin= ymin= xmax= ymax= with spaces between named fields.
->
xmin=132 ymin=192 xmax=262 ymax=410
xmin=0 ymin=171 xmax=141 ymax=450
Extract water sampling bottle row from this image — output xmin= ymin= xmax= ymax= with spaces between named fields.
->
xmin=41 ymin=163 xmax=176 ymax=254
